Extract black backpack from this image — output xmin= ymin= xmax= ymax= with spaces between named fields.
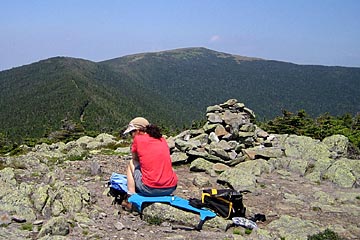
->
xmin=190 ymin=188 xmax=250 ymax=219
xmin=107 ymin=184 xmax=128 ymax=205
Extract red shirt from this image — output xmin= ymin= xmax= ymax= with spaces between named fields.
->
xmin=131 ymin=134 xmax=178 ymax=188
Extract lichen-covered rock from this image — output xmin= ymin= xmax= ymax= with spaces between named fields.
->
xmin=0 ymin=168 xmax=36 ymax=222
xmin=0 ymin=184 xmax=36 ymax=222
xmin=207 ymin=147 xmax=230 ymax=160
xmin=95 ymin=133 xmax=117 ymax=142
xmin=58 ymin=186 xmax=89 ymax=214
xmin=74 ymin=212 xmax=95 ymax=225
xmin=187 ymin=150 xmax=226 ymax=164
xmin=220 ymin=98 xmax=238 ymax=107
xmin=206 ymin=104 xmax=223 ymax=113
xmin=142 ymin=203 xmax=230 ymax=230
xmin=76 ymin=136 xmax=95 ymax=148
xmin=166 ymin=136 xmax=176 ymax=150
xmin=268 ymin=157 xmax=291 ymax=170
xmin=171 ymin=151 xmax=188 ymax=164
xmin=175 ymin=139 xmax=197 ymax=152
xmin=192 ymin=174 xmax=212 ymax=187
xmin=89 ymin=133 xmax=117 ymax=149
xmin=37 ymin=216 xmax=70 ymax=238
xmin=32 ymin=184 xmax=51 ymax=212
xmin=323 ymin=134 xmax=350 ymax=158
xmin=243 ymin=146 xmax=284 ymax=160
xmin=308 ymin=156 xmax=334 ymax=176
xmin=212 ymin=163 xmax=229 ymax=174
xmin=51 ymin=199 xmax=64 ymax=216
xmin=0 ymin=226 xmax=32 ymax=239
xmin=32 ymin=143 xmax=65 ymax=159
xmin=38 ymin=235 xmax=69 ymax=240
xmin=287 ymin=158 xmax=308 ymax=175
xmin=191 ymin=133 xmax=209 ymax=146
xmin=283 ymin=135 xmax=330 ymax=161
xmin=255 ymin=127 xmax=269 ymax=139
xmin=280 ymin=134 xmax=346 ymax=184
xmin=143 ymin=202 xmax=201 ymax=228
xmin=218 ymin=168 xmax=257 ymax=190
xmin=203 ymin=122 xmax=218 ymax=133
xmin=218 ymin=159 xmax=272 ymax=190
xmin=207 ymin=112 xmax=223 ymax=123
xmin=323 ymin=158 xmax=360 ymax=187
xmin=189 ymin=158 xmax=214 ymax=173
xmin=235 ymin=159 xmax=273 ymax=176
xmin=266 ymin=215 xmax=323 ymax=240
xmin=6 ymin=154 xmax=49 ymax=172
xmin=33 ymin=180 xmax=90 ymax=218
xmin=66 ymin=145 xmax=87 ymax=159
xmin=114 ymin=146 xmax=131 ymax=154
xmin=0 ymin=167 xmax=17 ymax=185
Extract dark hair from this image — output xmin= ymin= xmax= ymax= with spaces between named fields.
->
xmin=144 ymin=124 xmax=162 ymax=139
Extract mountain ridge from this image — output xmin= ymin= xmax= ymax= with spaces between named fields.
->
xmin=1 ymin=47 xmax=359 ymax=141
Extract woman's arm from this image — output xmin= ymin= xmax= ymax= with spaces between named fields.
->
xmin=132 ymin=152 xmax=140 ymax=165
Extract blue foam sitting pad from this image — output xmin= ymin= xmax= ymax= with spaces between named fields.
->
xmin=128 ymin=194 xmax=216 ymax=230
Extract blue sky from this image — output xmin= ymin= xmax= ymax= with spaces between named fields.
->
xmin=1 ymin=0 xmax=359 ymax=71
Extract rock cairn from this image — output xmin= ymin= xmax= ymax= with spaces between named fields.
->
xmin=168 ymin=99 xmax=279 ymax=168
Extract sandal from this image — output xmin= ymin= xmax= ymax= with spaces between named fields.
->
xmin=121 ymin=193 xmax=136 ymax=212
xmin=121 ymin=199 xmax=133 ymax=212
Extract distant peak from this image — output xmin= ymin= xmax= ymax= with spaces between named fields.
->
xmin=139 ymin=47 xmax=262 ymax=61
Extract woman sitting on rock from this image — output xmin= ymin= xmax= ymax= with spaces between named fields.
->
xmin=122 ymin=117 xmax=178 ymax=209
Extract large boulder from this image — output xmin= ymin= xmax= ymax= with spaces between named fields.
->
xmin=0 ymin=168 xmax=37 ymax=222
xmin=37 ymin=181 xmax=90 ymax=218
xmin=189 ymin=158 xmax=214 ymax=173
xmin=217 ymin=159 xmax=272 ymax=191
xmin=283 ymin=135 xmax=330 ymax=161
xmin=322 ymin=158 xmax=360 ymax=187
xmin=266 ymin=215 xmax=323 ymax=239
xmin=322 ymin=134 xmax=349 ymax=158
xmin=142 ymin=202 xmax=230 ymax=231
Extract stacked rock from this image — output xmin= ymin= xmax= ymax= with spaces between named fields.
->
xmin=169 ymin=99 xmax=277 ymax=168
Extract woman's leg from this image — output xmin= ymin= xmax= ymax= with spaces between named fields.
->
xmin=126 ymin=159 xmax=138 ymax=194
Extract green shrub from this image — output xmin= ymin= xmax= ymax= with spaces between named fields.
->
xmin=244 ymin=228 xmax=252 ymax=235
xmin=67 ymin=153 xmax=88 ymax=161
xmin=259 ymin=183 xmax=266 ymax=188
xmin=145 ymin=215 xmax=163 ymax=225
xmin=307 ymin=229 xmax=343 ymax=240
xmin=312 ymin=206 xmax=322 ymax=212
xmin=232 ymin=228 xmax=242 ymax=235
xmin=20 ymin=223 xmax=33 ymax=231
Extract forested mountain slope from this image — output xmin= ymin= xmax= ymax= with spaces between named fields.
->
xmin=102 ymin=47 xmax=360 ymax=121
xmin=1 ymin=47 xmax=359 ymax=140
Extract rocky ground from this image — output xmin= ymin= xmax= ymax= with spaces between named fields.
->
xmin=40 ymin=153 xmax=359 ymax=240
xmin=2 ymin=99 xmax=359 ymax=239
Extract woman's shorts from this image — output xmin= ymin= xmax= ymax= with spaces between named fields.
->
xmin=134 ymin=166 xmax=176 ymax=197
